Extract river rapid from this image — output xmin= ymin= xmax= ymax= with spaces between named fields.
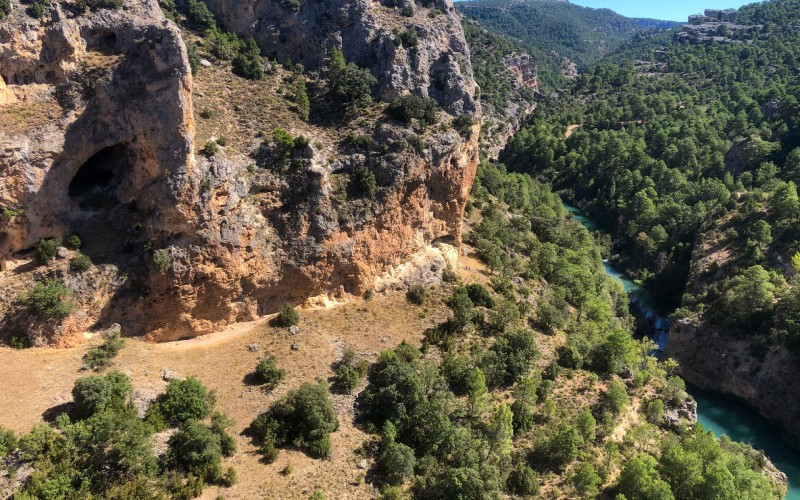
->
xmin=564 ymin=203 xmax=800 ymax=499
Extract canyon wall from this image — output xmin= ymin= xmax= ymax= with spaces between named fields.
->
xmin=0 ymin=0 xmax=480 ymax=343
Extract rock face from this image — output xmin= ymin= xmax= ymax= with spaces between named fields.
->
xmin=482 ymin=52 xmax=538 ymax=159
xmin=0 ymin=0 xmax=480 ymax=343
xmin=203 ymin=0 xmax=478 ymax=116
xmin=666 ymin=318 xmax=800 ymax=442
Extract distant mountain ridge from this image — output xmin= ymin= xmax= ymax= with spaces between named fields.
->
xmin=456 ymin=0 xmax=656 ymax=71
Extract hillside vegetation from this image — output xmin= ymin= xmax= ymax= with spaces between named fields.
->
xmin=457 ymin=0 xmax=653 ymax=77
xmin=501 ymin=0 xmax=800 ymax=436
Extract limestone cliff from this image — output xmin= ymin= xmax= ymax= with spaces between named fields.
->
xmin=0 ymin=0 xmax=480 ymax=344
xmin=664 ymin=220 xmax=800 ymax=442
xmin=667 ymin=318 xmax=800 ymax=442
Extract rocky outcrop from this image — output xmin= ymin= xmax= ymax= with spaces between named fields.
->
xmin=478 ymin=52 xmax=538 ymax=160
xmin=0 ymin=0 xmax=480 ymax=343
xmin=666 ymin=318 xmax=800 ymax=443
xmin=662 ymin=394 xmax=697 ymax=430
xmin=202 ymin=0 xmax=478 ymax=116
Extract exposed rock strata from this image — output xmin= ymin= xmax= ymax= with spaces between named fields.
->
xmin=666 ymin=318 xmax=800 ymax=443
xmin=0 ymin=0 xmax=480 ymax=343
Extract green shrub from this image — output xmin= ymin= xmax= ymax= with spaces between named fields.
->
xmin=26 ymin=0 xmax=48 ymax=18
xmin=386 ymin=95 xmax=438 ymax=125
xmin=199 ymin=107 xmax=214 ymax=119
xmin=210 ymin=412 xmax=237 ymax=457
xmin=406 ymin=284 xmax=427 ymax=305
xmin=377 ymin=422 xmax=415 ymax=485
xmin=34 ymin=237 xmax=61 ymax=264
xmin=273 ymin=128 xmax=296 ymax=158
xmin=530 ymin=423 xmax=581 ymax=472
xmin=223 ymin=467 xmax=238 ymax=486
xmin=346 ymin=133 xmax=375 ymax=150
xmin=646 ymin=398 xmax=665 ymax=424
xmin=335 ymin=363 xmax=361 ymax=393
xmin=75 ymin=0 xmax=123 ymax=11
xmin=154 ymin=376 xmax=217 ymax=425
xmin=294 ymin=75 xmax=310 ymax=121
xmin=23 ymin=279 xmax=75 ymax=321
xmin=465 ymin=283 xmax=493 ymax=307
xmin=186 ymin=0 xmax=215 ymax=30
xmin=65 ymin=234 xmax=82 ymax=250
xmin=0 ymin=427 xmax=17 ymax=459
xmin=0 ymin=0 xmax=10 ymax=18
xmin=70 ymin=253 xmax=93 ymax=272
xmin=507 ymin=465 xmax=539 ymax=495
xmin=326 ymin=49 xmax=376 ymax=114
xmin=275 ymin=304 xmax=300 ymax=327
xmin=255 ymin=356 xmax=285 ymax=389
xmin=250 ymin=382 xmax=338 ymax=460
xmin=153 ymin=249 xmax=173 ymax=274
xmin=85 ymin=330 xmax=125 ymax=370
xmin=202 ymin=141 xmax=218 ymax=157
xmin=395 ymin=28 xmax=418 ymax=49
xmin=294 ymin=135 xmax=310 ymax=150
xmin=441 ymin=266 xmax=458 ymax=283
xmin=206 ymin=28 xmax=243 ymax=60
xmin=351 ymin=165 xmax=377 ymax=200
xmin=165 ymin=420 xmax=224 ymax=482
xmin=603 ymin=380 xmax=629 ymax=416
xmin=216 ymin=136 xmax=228 ymax=147
xmin=233 ymin=38 xmax=264 ymax=80
xmin=571 ymin=462 xmax=601 ymax=498
xmin=446 ymin=286 xmax=475 ymax=332
xmin=280 ymin=0 xmax=300 ymax=12
xmin=334 ymin=348 xmax=367 ymax=393
xmin=453 ymin=113 xmax=474 ymax=135
xmin=482 ymin=330 xmax=539 ymax=388
xmin=72 ymin=371 xmax=133 ymax=419
xmin=400 ymin=4 xmax=414 ymax=17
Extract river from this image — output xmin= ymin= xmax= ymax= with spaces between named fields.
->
xmin=564 ymin=203 xmax=800 ymax=499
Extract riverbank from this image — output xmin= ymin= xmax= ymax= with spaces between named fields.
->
xmin=564 ymin=201 xmax=800 ymax=499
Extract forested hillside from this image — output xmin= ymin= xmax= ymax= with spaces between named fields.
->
xmin=457 ymin=0 xmax=652 ymax=77
xmin=501 ymin=0 xmax=800 ymax=439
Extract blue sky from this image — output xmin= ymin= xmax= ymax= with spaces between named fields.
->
xmin=570 ymin=0 xmax=755 ymax=21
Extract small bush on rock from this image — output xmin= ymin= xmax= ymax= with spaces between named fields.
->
xmin=153 ymin=249 xmax=173 ymax=274
xmin=65 ymin=234 xmax=82 ymax=249
xmin=406 ymin=284 xmax=427 ymax=305
xmin=70 ymin=253 xmax=93 ymax=272
xmin=23 ymin=279 xmax=75 ymax=321
xmin=34 ymin=237 xmax=61 ymax=264
xmin=386 ymin=95 xmax=438 ymax=125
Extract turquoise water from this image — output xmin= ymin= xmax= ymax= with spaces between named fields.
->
xmin=564 ymin=202 xmax=800 ymax=499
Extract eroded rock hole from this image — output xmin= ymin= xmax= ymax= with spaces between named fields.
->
xmin=69 ymin=144 xmax=131 ymax=209
xmin=86 ymin=29 xmax=118 ymax=53
xmin=68 ymin=144 xmax=143 ymax=264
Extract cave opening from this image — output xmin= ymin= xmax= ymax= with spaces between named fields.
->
xmin=69 ymin=144 xmax=131 ymax=209
xmin=67 ymin=144 xmax=143 ymax=264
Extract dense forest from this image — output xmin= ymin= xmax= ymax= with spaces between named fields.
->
xmin=456 ymin=0 xmax=655 ymax=77
xmin=502 ymin=0 xmax=800 ymax=361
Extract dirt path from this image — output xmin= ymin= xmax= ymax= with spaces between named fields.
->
xmin=0 ymin=258 xmax=489 ymax=499
xmin=565 ymin=124 xmax=580 ymax=138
